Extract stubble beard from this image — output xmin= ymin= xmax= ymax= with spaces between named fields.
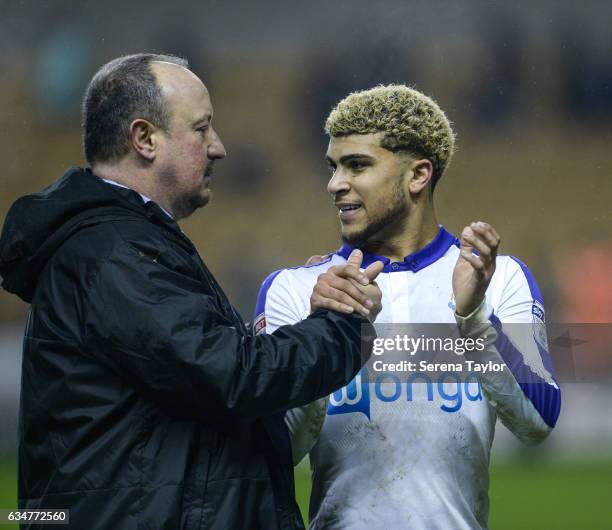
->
xmin=158 ymin=167 xmax=209 ymax=221
xmin=171 ymin=188 xmax=208 ymax=221
xmin=341 ymin=179 xmax=409 ymax=249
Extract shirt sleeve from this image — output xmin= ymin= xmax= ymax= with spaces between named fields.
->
xmin=455 ymin=256 xmax=561 ymax=444
xmin=254 ymin=269 xmax=330 ymax=465
xmin=82 ymin=242 xmax=368 ymax=422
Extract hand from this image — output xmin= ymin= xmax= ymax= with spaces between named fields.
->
xmin=310 ymin=249 xmax=384 ymax=321
xmin=452 ymin=221 xmax=500 ymax=317
xmin=348 ymin=277 xmax=383 ymax=321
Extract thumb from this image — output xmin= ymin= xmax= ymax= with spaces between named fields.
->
xmin=346 ymin=248 xmax=364 ymax=269
xmin=364 ymin=260 xmax=384 ymax=281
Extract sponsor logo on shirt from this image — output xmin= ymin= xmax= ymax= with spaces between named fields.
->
xmin=328 ymin=371 xmax=371 ymax=419
xmin=328 ymin=368 xmax=482 ymax=419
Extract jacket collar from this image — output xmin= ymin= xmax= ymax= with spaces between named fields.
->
xmin=88 ymin=170 xmax=181 ymax=232
xmin=100 ymin=177 xmax=175 ymax=221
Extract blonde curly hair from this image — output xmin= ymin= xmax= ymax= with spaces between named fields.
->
xmin=325 ymin=85 xmax=456 ymax=188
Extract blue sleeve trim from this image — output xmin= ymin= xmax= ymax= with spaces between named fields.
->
xmin=508 ymin=255 xmax=543 ymax=303
xmin=253 ymin=269 xmax=284 ymax=322
xmin=489 ymin=314 xmax=561 ymax=428
xmin=506 ymin=256 xmax=557 ymax=378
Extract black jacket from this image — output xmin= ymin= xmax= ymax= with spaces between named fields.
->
xmin=0 ymin=168 xmax=371 ymax=530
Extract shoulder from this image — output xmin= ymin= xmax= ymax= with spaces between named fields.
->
xmin=488 ymin=254 xmax=546 ymax=322
xmin=254 ymin=254 xmax=344 ymax=321
xmin=494 ymin=255 xmax=543 ymax=302
xmin=56 ymin=218 xmax=182 ymax=275
xmin=258 ymin=253 xmax=344 ymax=292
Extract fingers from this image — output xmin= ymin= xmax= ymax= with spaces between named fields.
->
xmin=311 ymin=277 xmax=372 ymax=317
xmin=311 ymin=253 xmax=382 ymax=318
xmin=325 ymin=273 xmax=373 ymax=309
xmin=328 ymin=263 xmax=369 ymax=286
xmin=363 ymin=260 xmax=384 ymax=281
xmin=461 ymin=229 xmax=491 ymax=261
xmin=470 ymin=221 xmax=500 ymax=258
xmin=346 ymin=249 xmax=364 ymax=269
xmin=310 ymin=292 xmax=359 ymax=315
xmin=460 ymin=221 xmax=500 ymax=264
xmin=311 ymin=267 xmax=375 ymax=317
xmin=321 ymin=283 xmax=371 ymax=315
xmin=353 ymin=278 xmax=383 ymax=320
xmin=458 ymin=249 xmax=486 ymax=273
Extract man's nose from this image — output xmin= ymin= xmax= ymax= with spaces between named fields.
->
xmin=327 ymin=169 xmax=350 ymax=195
xmin=208 ymin=128 xmax=227 ymax=159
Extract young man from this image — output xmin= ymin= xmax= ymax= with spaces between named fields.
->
xmin=254 ymin=85 xmax=561 ymax=529
xmin=0 ymin=54 xmax=384 ymax=530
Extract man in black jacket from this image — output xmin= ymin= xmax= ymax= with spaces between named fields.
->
xmin=0 ymin=54 xmax=383 ymax=529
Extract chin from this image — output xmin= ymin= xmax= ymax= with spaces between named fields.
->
xmin=199 ymin=190 xmax=211 ymax=207
xmin=174 ymin=192 xmax=210 ymax=220
xmin=341 ymin=228 xmax=368 ymax=247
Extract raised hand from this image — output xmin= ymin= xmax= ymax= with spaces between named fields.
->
xmin=310 ymin=249 xmax=383 ymax=321
xmin=452 ymin=221 xmax=500 ymax=317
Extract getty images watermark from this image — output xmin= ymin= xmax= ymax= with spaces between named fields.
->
xmin=360 ymin=323 xmax=611 ymax=384
xmin=370 ymin=333 xmax=506 ymax=375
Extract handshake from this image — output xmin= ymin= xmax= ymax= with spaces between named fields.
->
xmin=309 ymin=249 xmax=383 ymax=322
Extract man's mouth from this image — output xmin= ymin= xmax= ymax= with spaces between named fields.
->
xmin=335 ymin=202 xmax=363 ymax=220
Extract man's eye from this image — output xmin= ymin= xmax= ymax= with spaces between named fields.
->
xmin=327 ymin=165 xmax=336 ymax=173
xmin=349 ymin=161 xmax=367 ymax=171
xmin=197 ymin=126 xmax=208 ymax=134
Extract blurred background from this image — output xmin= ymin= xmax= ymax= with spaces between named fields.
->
xmin=0 ymin=0 xmax=611 ymax=528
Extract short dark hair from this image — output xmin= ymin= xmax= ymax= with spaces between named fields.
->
xmin=82 ymin=53 xmax=189 ymax=165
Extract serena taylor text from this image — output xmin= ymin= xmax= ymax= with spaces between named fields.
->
xmin=372 ymin=360 xmax=507 ymax=374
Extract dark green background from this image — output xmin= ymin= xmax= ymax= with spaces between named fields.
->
xmin=292 ymin=459 xmax=612 ymax=529
xmin=2 ymin=457 xmax=610 ymax=529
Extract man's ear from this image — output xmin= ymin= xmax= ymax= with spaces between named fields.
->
xmin=408 ymin=159 xmax=433 ymax=194
xmin=129 ymin=119 xmax=158 ymax=161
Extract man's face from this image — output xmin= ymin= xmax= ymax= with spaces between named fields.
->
xmin=152 ymin=63 xmax=226 ymax=219
xmin=326 ymin=133 xmax=413 ymax=247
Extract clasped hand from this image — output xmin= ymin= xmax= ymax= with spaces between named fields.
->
xmin=310 ymin=249 xmax=383 ymax=322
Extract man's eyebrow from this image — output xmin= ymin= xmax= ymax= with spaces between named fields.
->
xmin=193 ymin=113 xmax=212 ymax=126
xmin=326 ymin=154 xmax=374 ymax=165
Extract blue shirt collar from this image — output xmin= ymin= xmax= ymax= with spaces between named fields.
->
xmin=336 ymin=225 xmax=459 ymax=273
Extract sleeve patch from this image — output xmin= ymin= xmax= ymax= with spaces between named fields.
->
xmin=532 ymin=300 xmax=545 ymax=323
xmin=254 ymin=312 xmax=267 ymax=335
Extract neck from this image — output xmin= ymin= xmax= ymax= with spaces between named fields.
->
xmin=91 ymin=160 xmax=175 ymax=218
xmin=362 ymin=205 xmax=440 ymax=262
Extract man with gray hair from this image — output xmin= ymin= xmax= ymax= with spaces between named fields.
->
xmin=0 ymin=54 xmax=384 ymax=529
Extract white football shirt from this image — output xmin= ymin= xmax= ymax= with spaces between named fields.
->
xmin=254 ymin=226 xmax=560 ymax=530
